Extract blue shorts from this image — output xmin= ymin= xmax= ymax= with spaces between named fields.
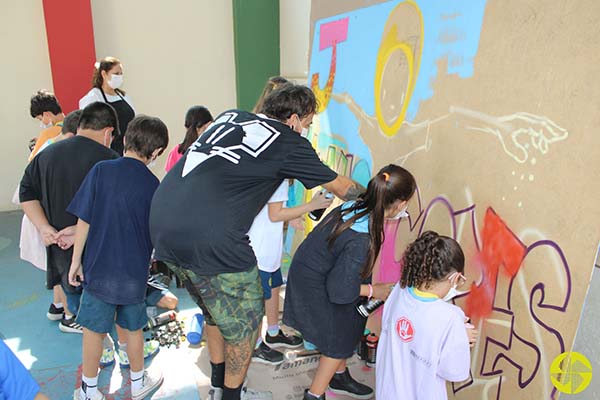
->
xmin=259 ymin=269 xmax=283 ymax=300
xmin=145 ymin=285 xmax=170 ymax=307
xmin=76 ymin=290 xmax=148 ymax=333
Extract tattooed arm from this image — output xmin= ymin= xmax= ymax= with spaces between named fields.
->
xmin=323 ymin=175 xmax=366 ymax=201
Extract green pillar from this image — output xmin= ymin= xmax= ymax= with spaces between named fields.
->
xmin=232 ymin=0 xmax=280 ymax=111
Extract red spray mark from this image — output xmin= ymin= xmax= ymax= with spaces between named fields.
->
xmin=466 ymin=208 xmax=526 ymax=321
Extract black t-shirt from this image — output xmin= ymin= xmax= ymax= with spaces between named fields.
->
xmin=20 ymin=136 xmax=119 ymax=288
xmin=149 ymin=110 xmax=338 ymax=275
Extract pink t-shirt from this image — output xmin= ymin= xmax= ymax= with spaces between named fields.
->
xmin=165 ymin=145 xmax=184 ymax=172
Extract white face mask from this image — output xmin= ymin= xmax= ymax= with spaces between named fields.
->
xmin=442 ymin=272 xmax=466 ymax=301
xmin=108 ymin=74 xmax=123 ymax=89
xmin=387 ymin=206 xmax=409 ymax=220
xmin=39 ymin=120 xmax=53 ymax=129
xmin=147 ymin=156 xmax=157 ymax=169
xmin=301 ymin=127 xmax=309 ymax=138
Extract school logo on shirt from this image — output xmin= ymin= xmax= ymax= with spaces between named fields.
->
xmin=396 ymin=317 xmax=415 ymax=342
xmin=182 ymin=111 xmax=281 ymax=177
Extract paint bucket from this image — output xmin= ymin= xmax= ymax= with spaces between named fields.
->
xmin=187 ymin=313 xmax=205 ymax=345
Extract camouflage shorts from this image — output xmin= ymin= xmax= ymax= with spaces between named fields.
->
xmin=165 ymin=263 xmax=264 ymax=343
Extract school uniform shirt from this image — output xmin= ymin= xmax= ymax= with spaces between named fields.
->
xmin=67 ymin=158 xmax=159 ymax=305
xmin=376 ymin=286 xmax=471 ymax=400
xmin=0 ymin=340 xmax=41 ymax=400
xmin=283 ymin=203 xmax=370 ymax=358
xmin=19 ymin=136 xmax=119 ymax=291
xmin=248 ymin=180 xmax=288 ymax=272
xmin=149 ymin=110 xmax=337 ymax=276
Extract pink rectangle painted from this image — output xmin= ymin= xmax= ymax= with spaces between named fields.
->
xmin=319 ymin=17 xmax=349 ymax=50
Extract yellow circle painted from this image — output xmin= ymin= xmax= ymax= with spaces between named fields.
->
xmin=550 ymin=351 xmax=592 ymax=394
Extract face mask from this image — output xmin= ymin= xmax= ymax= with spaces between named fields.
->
xmin=147 ymin=156 xmax=157 ymax=169
xmin=301 ymin=127 xmax=309 ymax=138
xmin=442 ymin=286 xmax=462 ymax=302
xmin=108 ymin=74 xmax=123 ymax=89
xmin=39 ymin=120 xmax=53 ymax=129
xmin=387 ymin=206 xmax=409 ymax=220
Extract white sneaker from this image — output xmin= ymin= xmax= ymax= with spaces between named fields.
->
xmin=73 ymin=388 xmax=105 ymax=400
xmin=131 ymin=370 xmax=164 ymax=400
xmin=208 ymin=386 xmax=223 ymax=400
xmin=241 ymin=386 xmax=273 ymax=400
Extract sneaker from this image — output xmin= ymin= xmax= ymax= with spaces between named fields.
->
xmin=265 ymin=329 xmax=303 ymax=349
xmin=252 ymin=342 xmax=284 ymax=365
xmin=59 ymin=317 xmax=83 ymax=334
xmin=240 ymin=386 xmax=273 ymax=400
xmin=131 ymin=370 xmax=164 ymax=400
xmin=117 ymin=340 xmax=160 ymax=368
xmin=328 ymin=368 xmax=373 ymax=399
xmin=47 ymin=303 xmax=64 ymax=321
xmin=99 ymin=347 xmax=115 ymax=368
xmin=73 ymin=387 xmax=105 ymax=400
xmin=303 ymin=389 xmax=325 ymax=400
xmin=208 ymin=386 xmax=223 ymax=400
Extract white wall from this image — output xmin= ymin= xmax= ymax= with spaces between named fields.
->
xmin=90 ymin=0 xmax=237 ymax=178
xmin=280 ymin=0 xmax=311 ymax=81
xmin=0 ymin=2 xmax=54 ymax=211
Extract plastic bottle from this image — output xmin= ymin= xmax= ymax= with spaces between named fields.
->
xmin=187 ymin=313 xmax=205 ymax=345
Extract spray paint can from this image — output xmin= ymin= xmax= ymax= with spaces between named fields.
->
xmin=308 ymin=191 xmax=334 ymax=221
xmin=356 ymin=298 xmax=385 ymax=318
xmin=365 ymin=333 xmax=379 ymax=367
xmin=147 ymin=310 xmax=177 ymax=329
xmin=357 ymin=329 xmax=370 ymax=360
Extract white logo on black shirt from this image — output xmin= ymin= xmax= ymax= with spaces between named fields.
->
xmin=182 ymin=112 xmax=281 ymax=177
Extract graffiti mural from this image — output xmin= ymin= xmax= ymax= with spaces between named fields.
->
xmin=284 ymin=0 xmax=600 ymax=398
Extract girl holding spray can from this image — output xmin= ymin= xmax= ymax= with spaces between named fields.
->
xmin=283 ymin=165 xmax=417 ymax=400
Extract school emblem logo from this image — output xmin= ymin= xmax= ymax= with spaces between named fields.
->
xmin=396 ymin=317 xmax=414 ymax=342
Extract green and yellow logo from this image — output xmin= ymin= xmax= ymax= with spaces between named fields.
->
xmin=550 ymin=352 xmax=593 ymax=394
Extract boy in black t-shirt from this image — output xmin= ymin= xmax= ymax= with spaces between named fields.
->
xmin=68 ymin=116 xmax=169 ymax=400
xmin=20 ymin=102 xmax=119 ymax=334
xmin=150 ymin=85 xmax=365 ymax=400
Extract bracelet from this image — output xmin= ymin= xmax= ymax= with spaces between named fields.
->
xmin=368 ymin=284 xmax=373 ymax=300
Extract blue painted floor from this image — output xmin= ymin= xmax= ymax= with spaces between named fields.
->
xmin=0 ymin=211 xmax=203 ymax=399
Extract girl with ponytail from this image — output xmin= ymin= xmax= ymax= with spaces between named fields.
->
xmin=376 ymin=231 xmax=478 ymax=400
xmin=283 ymin=164 xmax=417 ymax=400
xmin=164 ymin=106 xmax=213 ymax=172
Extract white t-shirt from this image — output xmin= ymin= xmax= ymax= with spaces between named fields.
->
xmin=79 ymin=87 xmax=135 ymax=111
xmin=376 ymin=286 xmax=471 ymax=400
xmin=248 ymin=180 xmax=289 ymax=272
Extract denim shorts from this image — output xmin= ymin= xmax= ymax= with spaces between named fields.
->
xmin=165 ymin=263 xmax=264 ymax=343
xmin=76 ymin=290 xmax=148 ymax=333
xmin=259 ymin=269 xmax=283 ymax=300
xmin=145 ymin=285 xmax=170 ymax=307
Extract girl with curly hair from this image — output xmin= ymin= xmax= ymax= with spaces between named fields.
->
xmin=376 ymin=231 xmax=478 ymax=400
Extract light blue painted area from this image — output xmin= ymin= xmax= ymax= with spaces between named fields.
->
xmin=309 ymin=0 xmax=487 ymax=122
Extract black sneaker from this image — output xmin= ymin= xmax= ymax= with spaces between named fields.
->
xmin=328 ymin=368 xmax=373 ymax=399
xmin=303 ymin=389 xmax=325 ymax=400
xmin=47 ymin=303 xmax=64 ymax=321
xmin=59 ymin=316 xmax=83 ymax=334
xmin=264 ymin=329 xmax=303 ymax=349
xmin=252 ymin=342 xmax=284 ymax=365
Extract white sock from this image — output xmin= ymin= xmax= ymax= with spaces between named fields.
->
xmin=53 ymin=302 xmax=63 ymax=308
xmin=82 ymin=374 xmax=98 ymax=397
xmin=118 ymin=341 xmax=128 ymax=352
xmin=103 ymin=335 xmax=114 ymax=349
xmin=131 ymin=369 xmax=145 ymax=392
xmin=64 ymin=314 xmax=74 ymax=320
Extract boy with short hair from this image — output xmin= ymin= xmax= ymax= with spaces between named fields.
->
xmin=29 ymin=90 xmax=65 ymax=160
xmin=68 ymin=115 xmax=169 ymax=400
